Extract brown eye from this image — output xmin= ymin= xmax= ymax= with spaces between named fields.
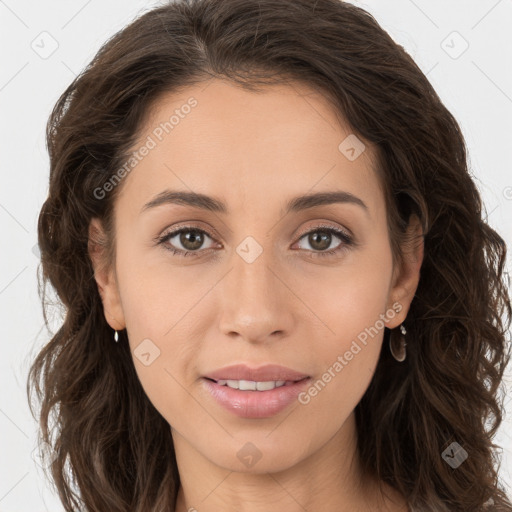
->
xmin=158 ymin=227 xmax=216 ymax=256
xmin=296 ymin=226 xmax=352 ymax=256
xmin=305 ymin=230 xmax=334 ymax=251
xmin=177 ymin=230 xmax=205 ymax=251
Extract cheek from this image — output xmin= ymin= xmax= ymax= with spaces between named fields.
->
xmin=115 ymin=236 xmax=212 ymax=339
xmin=305 ymin=243 xmax=393 ymax=347
xmin=295 ymin=246 xmax=392 ymax=417
xmin=114 ymin=243 xmax=224 ymax=418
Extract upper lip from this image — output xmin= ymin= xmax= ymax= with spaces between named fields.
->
xmin=203 ymin=364 xmax=310 ymax=382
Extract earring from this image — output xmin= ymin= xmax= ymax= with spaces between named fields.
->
xmin=114 ymin=330 xmax=119 ymax=343
xmin=389 ymin=324 xmax=407 ymax=362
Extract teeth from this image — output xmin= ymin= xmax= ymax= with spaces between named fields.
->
xmin=239 ymin=380 xmax=256 ymax=391
xmin=216 ymin=379 xmax=287 ymax=391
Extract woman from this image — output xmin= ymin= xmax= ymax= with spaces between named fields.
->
xmin=27 ymin=0 xmax=512 ymax=510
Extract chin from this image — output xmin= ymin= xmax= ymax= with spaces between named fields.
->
xmin=203 ymin=437 xmax=308 ymax=474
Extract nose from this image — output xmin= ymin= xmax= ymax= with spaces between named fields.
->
xmin=217 ymin=245 xmax=294 ymax=345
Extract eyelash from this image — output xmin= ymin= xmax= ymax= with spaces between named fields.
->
xmin=156 ymin=223 xmax=354 ymax=259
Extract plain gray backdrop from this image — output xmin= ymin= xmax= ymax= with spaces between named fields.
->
xmin=1 ymin=0 xmax=511 ymax=510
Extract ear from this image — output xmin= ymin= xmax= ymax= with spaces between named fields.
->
xmin=88 ymin=217 xmax=126 ymax=331
xmin=385 ymin=214 xmax=424 ymax=328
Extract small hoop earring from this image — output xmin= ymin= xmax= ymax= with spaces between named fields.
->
xmin=114 ymin=330 xmax=119 ymax=343
xmin=389 ymin=324 xmax=407 ymax=362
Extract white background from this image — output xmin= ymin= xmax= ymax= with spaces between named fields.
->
xmin=0 ymin=0 xmax=511 ymax=510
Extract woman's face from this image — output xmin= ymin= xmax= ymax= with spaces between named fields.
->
xmin=90 ymin=78 xmax=422 ymax=474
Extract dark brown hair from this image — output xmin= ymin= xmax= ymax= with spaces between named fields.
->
xmin=28 ymin=0 xmax=512 ymax=510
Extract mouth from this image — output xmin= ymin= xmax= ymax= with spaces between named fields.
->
xmin=200 ymin=365 xmax=311 ymax=419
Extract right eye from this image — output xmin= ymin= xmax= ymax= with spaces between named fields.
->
xmin=157 ymin=226 xmax=219 ymax=257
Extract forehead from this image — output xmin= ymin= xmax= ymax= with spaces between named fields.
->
xmin=119 ymin=78 xmax=384 ymax=219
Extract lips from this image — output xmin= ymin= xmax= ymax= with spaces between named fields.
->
xmin=201 ymin=364 xmax=311 ymax=418
xmin=203 ymin=364 xmax=310 ymax=383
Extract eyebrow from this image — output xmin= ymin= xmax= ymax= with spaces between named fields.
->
xmin=141 ymin=189 xmax=369 ymax=216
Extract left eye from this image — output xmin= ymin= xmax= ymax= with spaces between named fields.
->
xmin=295 ymin=227 xmax=349 ymax=253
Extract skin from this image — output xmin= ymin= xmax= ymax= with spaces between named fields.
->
xmin=89 ymin=78 xmax=423 ymax=512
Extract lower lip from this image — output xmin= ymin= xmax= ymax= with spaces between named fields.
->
xmin=201 ymin=377 xmax=311 ymax=419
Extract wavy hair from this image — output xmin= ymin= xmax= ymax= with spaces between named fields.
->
xmin=27 ymin=0 xmax=512 ymax=510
